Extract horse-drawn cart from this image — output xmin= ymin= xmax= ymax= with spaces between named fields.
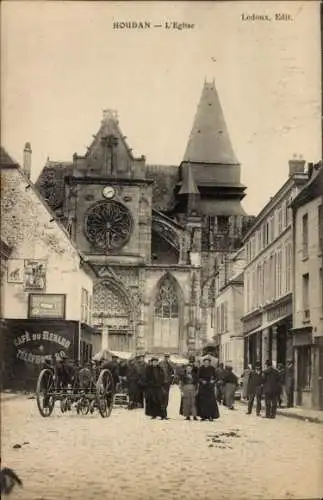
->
xmin=36 ymin=365 xmax=115 ymax=418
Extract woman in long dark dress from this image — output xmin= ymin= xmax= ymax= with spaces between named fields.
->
xmin=196 ymin=357 xmax=219 ymax=421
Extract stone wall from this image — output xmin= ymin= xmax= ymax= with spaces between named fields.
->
xmin=1 ymin=167 xmax=93 ymax=321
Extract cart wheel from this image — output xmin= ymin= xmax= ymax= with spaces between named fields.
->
xmin=96 ymin=369 xmax=114 ymax=418
xmin=77 ymin=397 xmax=90 ymax=415
xmin=36 ymin=369 xmax=55 ymax=417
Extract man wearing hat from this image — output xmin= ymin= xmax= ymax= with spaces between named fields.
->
xmin=246 ymin=362 xmax=263 ymax=416
xmin=263 ymin=360 xmax=281 ymax=418
xmin=159 ymin=353 xmax=175 ymax=411
xmin=145 ymin=356 xmax=167 ymax=419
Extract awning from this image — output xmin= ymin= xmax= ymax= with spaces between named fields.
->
xmin=92 ymin=349 xmax=134 ymax=361
xmin=244 ymin=313 xmax=292 ymax=338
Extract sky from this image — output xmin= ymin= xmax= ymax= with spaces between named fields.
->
xmin=1 ymin=0 xmax=321 ymax=215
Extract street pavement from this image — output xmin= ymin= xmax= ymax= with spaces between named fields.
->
xmin=2 ymin=386 xmax=323 ymax=500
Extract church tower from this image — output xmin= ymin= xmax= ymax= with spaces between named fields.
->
xmin=62 ymin=109 xmax=153 ymax=352
xmin=175 ymin=80 xmax=249 ymax=346
xmin=35 ymin=81 xmax=251 ymax=357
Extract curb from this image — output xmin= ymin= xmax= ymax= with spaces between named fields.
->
xmin=238 ymin=400 xmax=323 ymax=424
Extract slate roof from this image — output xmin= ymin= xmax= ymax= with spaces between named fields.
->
xmin=183 ymin=81 xmax=239 ymax=165
xmin=0 ymin=147 xmax=19 ymax=167
xmin=178 ymin=164 xmax=199 ymax=195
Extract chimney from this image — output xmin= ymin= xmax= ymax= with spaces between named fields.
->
xmin=308 ymin=162 xmax=314 ymax=179
xmin=288 ymin=156 xmax=305 ymax=177
xmin=23 ymin=142 xmax=32 ymax=178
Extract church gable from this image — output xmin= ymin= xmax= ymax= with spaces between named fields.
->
xmin=74 ymin=110 xmax=145 ymax=179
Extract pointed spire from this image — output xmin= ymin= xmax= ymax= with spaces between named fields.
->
xmin=183 ymin=80 xmax=238 ymax=165
xmin=178 ymin=164 xmax=199 ymax=195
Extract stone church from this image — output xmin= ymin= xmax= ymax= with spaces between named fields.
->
xmin=36 ymin=81 xmax=252 ymax=356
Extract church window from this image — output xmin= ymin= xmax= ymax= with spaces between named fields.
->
xmin=84 ymin=201 xmax=133 ymax=251
xmin=155 ymin=276 xmax=179 ymax=319
xmin=153 ymin=275 xmax=180 ymax=349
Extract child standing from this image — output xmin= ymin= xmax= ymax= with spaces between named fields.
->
xmin=179 ymin=364 xmax=198 ymax=421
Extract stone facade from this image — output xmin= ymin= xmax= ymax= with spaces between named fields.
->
xmin=241 ymin=160 xmax=309 ymax=369
xmin=214 ymin=247 xmax=245 ymax=375
xmin=291 ymin=164 xmax=323 ymax=410
xmin=35 ymin=83 xmax=252 ymax=356
xmin=0 ymin=153 xmax=98 ymax=389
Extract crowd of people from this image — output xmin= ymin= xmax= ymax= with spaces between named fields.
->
xmin=241 ymin=360 xmax=295 ymax=419
xmin=41 ymin=352 xmax=294 ymax=421
xmin=100 ymin=353 xmax=242 ymax=421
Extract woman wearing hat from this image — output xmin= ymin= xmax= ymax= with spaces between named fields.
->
xmin=196 ymin=357 xmax=220 ymax=421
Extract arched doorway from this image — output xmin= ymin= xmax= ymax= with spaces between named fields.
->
xmin=152 ymin=274 xmax=181 ymax=352
xmin=93 ymin=281 xmax=133 ymax=352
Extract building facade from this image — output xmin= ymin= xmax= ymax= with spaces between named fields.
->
xmin=0 ymin=148 xmax=99 ymax=390
xmin=241 ymin=159 xmax=309 ymax=369
xmin=291 ymin=164 xmax=323 ymax=410
xmin=35 ymin=81 xmax=253 ymax=356
xmin=214 ymin=247 xmax=245 ymax=376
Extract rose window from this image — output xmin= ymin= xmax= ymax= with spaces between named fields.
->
xmin=85 ymin=201 xmax=133 ymax=250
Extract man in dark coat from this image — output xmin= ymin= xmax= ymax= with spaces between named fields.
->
xmin=285 ymin=360 xmax=295 ymax=408
xmin=223 ymin=366 xmax=239 ymax=410
xmin=127 ymin=359 xmax=140 ymax=409
xmin=246 ymin=362 xmax=263 ymax=416
xmin=263 ymin=360 xmax=281 ymax=418
xmin=159 ymin=353 xmax=175 ymax=410
xmin=145 ymin=357 xmax=167 ymax=419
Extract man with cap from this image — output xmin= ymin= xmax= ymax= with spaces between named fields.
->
xmin=246 ymin=362 xmax=263 ymax=416
xmin=159 ymin=353 xmax=175 ymax=410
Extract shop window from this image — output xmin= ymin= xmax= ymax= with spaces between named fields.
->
xmin=297 ymin=346 xmax=312 ymax=390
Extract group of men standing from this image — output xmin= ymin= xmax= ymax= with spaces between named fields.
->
xmin=102 ymin=353 xmax=175 ymax=418
xmin=244 ymin=360 xmax=295 ymax=419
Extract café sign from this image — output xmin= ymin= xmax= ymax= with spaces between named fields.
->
xmin=13 ymin=329 xmax=72 ymax=366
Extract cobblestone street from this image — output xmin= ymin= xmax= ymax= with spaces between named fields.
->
xmin=2 ymin=387 xmax=323 ymax=500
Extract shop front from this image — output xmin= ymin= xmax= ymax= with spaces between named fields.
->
xmin=291 ymin=327 xmax=323 ymax=410
xmin=242 ymin=313 xmax=263 ymax=368
xmin=4 ymin=319 xmax=79 ymax=391
xmin=263 ymin=297 xmax=293 ymax=367
xmin=242 ymin=297 xmax=293 ymax=369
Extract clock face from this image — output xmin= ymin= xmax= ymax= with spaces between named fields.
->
xmin=102 ymin=186 xmax=116 ymax=199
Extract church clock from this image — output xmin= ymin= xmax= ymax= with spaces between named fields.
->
xmin=84 ymin=200 xmax=133 ymax=251
xmin=102 ymin=185 xmax=116 ymax=199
